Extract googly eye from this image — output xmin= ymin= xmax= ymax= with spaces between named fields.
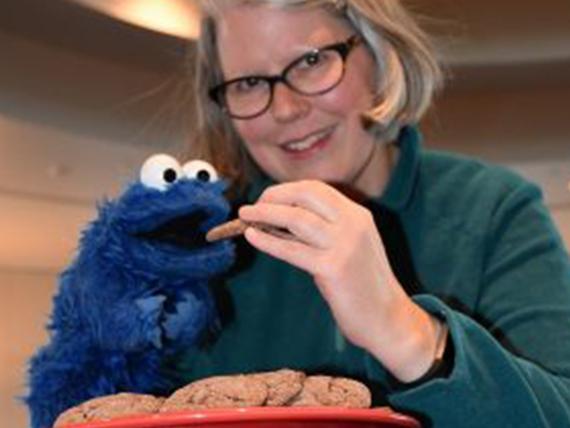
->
xmin=140 ymin=154 xmax=183 ymax=191
xmin=182 ymin=160 xmax=219 ymax=183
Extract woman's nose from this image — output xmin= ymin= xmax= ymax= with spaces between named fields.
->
xmin=270 ymin=82 xmax=310 ymax=122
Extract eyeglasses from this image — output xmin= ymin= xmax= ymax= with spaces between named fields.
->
xmin=209 ymin=35 xmax=362 ymax=120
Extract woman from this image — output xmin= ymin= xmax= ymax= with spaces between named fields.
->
xmin=180 ymin=0 xmax=570 ymax=427
xmin=191 ymin=0 xmax=445 ymax=383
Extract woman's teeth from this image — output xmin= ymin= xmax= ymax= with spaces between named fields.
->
xmin=284 ymin=129 xmax=330 ymax=152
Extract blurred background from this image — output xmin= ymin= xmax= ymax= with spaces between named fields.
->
xmin=1 ymin=0 xmax=569 ymax=426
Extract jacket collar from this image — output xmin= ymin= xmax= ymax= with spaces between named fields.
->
xmin=378 ymin=125 xmax=421 ymax=211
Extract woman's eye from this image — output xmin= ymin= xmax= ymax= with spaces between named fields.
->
xmin=299 ymin=49 xmax=335 ymax=69
xmin=231 ymin=77 xmax=263 ymax=94
xmin=182 ymin=160 xmax=219 ymax=183
xmin=140 ymin=154 xmax=182 ymax=191
xmin=303 ymin=51 xmax=324 ymax=67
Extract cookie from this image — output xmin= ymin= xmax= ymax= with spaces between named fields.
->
xmin=54 ymin=393 xmax=164 ymax=427
xmin=249 ymin=369 xmax=306 ymax=406
xmin=206 ymin=218 xmax=249 ymax=242
xmin=160 ymin=374 xmax=269 ymax=412
xmin=206 ymin=219 xmax=298 ymax=242
xmin=289 ymin=375 xmax=372 ymax=408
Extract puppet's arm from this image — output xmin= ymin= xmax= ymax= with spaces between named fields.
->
xmin=26 ymin=275 xmax=213 ymax=428
xmin=26 ymin=279 xmax=175 ymax=428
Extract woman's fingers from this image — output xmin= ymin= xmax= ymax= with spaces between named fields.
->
xmin=243 ymin=226 xmax=322 ymax=272
xmin=257 ymin=180 xmax=344 ymax=223
xmin=239 ymin=201 xmax=333 ymax=249
xmin=239 ymin=180 xmax=382 ymax=286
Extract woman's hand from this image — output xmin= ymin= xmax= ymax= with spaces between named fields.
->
xmin=239 ymin=180 xmax=443 ymax=383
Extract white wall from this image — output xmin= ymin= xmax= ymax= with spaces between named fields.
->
xmin=0 ymin=270 xmax=56 ymax=428
xmin=0 ymin=28 xmax=171 ymax=428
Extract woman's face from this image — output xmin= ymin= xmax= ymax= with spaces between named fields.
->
xmin=216 ymin=5 xmax=383 ymax=192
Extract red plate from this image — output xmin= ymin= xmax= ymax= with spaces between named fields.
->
xmin=55 ymin=407 xmax=421 ymax=428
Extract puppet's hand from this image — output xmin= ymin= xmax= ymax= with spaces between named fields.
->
xmin=96 ymin=295 xmax=166 ymax=351
xmin=162 ymin=292 xmax=209 ymax=347
xmin=131 ymin=295 xmax=167 ymax=349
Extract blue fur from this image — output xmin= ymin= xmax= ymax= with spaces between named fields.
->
xmin=25 ymin=172 xmax=235 ymax=428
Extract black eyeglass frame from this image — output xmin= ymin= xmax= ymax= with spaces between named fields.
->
xmin=208 ymin=35 xmax=363 ymax=120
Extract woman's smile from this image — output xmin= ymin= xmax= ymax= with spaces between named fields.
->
xmin=279 ymin=125 xmax=336 ymax=159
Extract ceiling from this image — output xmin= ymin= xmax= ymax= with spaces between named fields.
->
xmin=0 ymin=0 xmax=188 ymax=73
xmin=2 ymin=0 xmax=570 ymax=116
xmin=418 ymin=0 xmax=570 ymax=64
xmin=2 ymin=0 xmax=570 ymax=74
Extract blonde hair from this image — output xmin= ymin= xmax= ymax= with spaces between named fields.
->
xmin=187 ymin=0 xmax=443 ymax=192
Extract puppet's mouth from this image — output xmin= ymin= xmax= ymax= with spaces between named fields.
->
xmin=136 ymin=211 xmax=212 ymax=250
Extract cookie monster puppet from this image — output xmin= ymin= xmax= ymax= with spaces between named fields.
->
xmin=25 ymin=155 xmax=236 ymax=428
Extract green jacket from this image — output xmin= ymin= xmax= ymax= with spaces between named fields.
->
xmin=174 ymin=127 xmax=570 ymax=428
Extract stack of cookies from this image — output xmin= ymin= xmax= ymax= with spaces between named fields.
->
xmin=54 ymin=369 xmax=372 ymax=426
